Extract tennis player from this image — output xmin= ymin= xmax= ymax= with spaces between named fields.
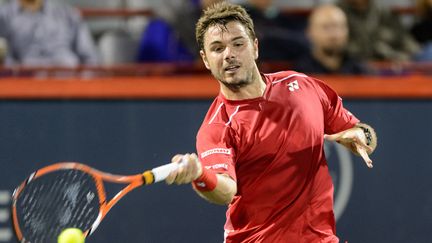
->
xmin=166 ymin=2 xmax=377 ymax=242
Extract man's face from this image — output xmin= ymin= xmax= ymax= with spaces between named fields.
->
xmin=308 ymin=7 xmax=348 ymax=56
xmin=200 ymin=21 xmax=258 ymax=88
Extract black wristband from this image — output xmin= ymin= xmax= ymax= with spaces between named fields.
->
xmin=357 ymin=124 xmax=372 ymax=146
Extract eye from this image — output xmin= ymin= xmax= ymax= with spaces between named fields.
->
xmin=211 ymin=46 xmax=224 ymax=53
xmin=234 ymin=42 xmax=244 ymax=47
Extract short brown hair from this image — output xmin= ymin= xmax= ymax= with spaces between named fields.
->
xmin=195 ymin=2 xmax=256 ymax=51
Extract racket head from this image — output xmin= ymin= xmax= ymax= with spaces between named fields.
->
xmin=11 ymin=162 xmax=143 ymax=243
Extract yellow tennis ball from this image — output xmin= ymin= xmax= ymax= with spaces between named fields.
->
xmin=57 ymin=228 xmax=85 ymax=243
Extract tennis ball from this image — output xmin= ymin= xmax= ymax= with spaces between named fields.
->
xmin=57 ymin=228 xmax=85 ymax=243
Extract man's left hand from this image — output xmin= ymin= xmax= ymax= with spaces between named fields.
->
xmin=324 ymin=127 xmax=374 ymax=168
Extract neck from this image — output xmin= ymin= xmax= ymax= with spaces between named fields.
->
xmin=19 ymin=0 xmax=43 ymax=12
xmin=220 ymin=66 xmax=266 ymax=100
xmin=312 ymin=48 xmax=343 ymax=72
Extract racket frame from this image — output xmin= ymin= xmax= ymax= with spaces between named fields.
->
xmin=11 ymin=162 xmax=156 ymax=241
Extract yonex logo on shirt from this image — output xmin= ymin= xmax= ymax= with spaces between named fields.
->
xmin=201 ymin=148 xmax=231 ymax=158
xmin=287 ymin=80 xmax=299 ymax=92
xmin=205 ymin=163 xmax=229 ymax=170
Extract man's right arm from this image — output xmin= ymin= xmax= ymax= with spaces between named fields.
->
xmin=194 ymin=173 xmax=237 ymax=205
xmin=165 ymin=153 xmax=237 ymax=205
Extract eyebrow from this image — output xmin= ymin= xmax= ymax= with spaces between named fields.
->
xmin=209 ymin=36 xmax=246 ymax=46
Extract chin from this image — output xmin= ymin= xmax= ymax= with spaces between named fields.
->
xmin=225 ymin=77 xmax=251 ymax=88
xmin=225 ymin=77 xmax=244 ymax=85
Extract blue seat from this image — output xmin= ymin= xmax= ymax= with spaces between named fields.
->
xmin=136 ymin=18 xmax=195 ymax=62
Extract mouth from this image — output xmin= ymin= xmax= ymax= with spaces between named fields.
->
xmin=224 ymin=64 xmax=240 ymax=73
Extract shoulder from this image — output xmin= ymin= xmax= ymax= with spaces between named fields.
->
xmin=264 ymin=71 xmax=336 ymax=103
xmin=264 ymin=70 xmax=307 ymax=81
xmin=264 ymin=70 xmax=319 ymax=88
xmin=265 ymin=70 xmax=340 ymax=100
xmin=200 ymin=96 xmax=239 ymax=126
xmin=197 ymin=98 xmax=237 ymax=141
xmin=197 ymin=121 xmax=236 ymax=150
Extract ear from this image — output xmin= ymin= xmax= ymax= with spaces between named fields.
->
xmin=200 ymin=50 xmax=210 ymax=70
xmin=253 ymin=38 xmax=259 ymax=60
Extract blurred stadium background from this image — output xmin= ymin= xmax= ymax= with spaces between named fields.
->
xmin=0 ymin=0 xmax=431 ymax=242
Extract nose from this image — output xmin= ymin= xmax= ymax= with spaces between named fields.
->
xmin=223 ymin=47 xmax=235 ymax=61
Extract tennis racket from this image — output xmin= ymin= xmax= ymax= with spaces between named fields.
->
xmin=11 ymin=161 xmax=182 ymax=243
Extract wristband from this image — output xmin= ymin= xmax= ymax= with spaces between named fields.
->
xmin=355 ymin=123 xmax=378 ymax=155
xmin=192 ymin=168 xmax=218 ymax=192
xmin=356 ymin=123 xmax=373 ymax=146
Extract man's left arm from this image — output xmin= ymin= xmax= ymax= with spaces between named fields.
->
xmin=325 ymin=123 xmax=377 ymax=168
xmin=312 ymin=77 xmax=378 ymax=168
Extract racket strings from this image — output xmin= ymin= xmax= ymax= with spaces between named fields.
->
xmin=15 ymin=169 xmax=101 ymax=243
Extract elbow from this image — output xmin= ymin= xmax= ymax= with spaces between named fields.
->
xmin=217 ymin=187 xmax=236 ymax=205
xmin=212 ymin=195 xmax=234 ymax=206
xmin=215 ymin=181 xmax=237 ymax=205
xmin=204 ymin=183 xmax=237 ymax=205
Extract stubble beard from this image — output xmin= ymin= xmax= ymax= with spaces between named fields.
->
xmin=215 ymin=70 xmax=254 ymax=91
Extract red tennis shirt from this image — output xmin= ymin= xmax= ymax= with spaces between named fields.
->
xmin=196 ymin=71 xmax=359 ymax=243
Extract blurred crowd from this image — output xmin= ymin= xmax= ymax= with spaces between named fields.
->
xmin=0 ymin=0 xmax=431 ymax=75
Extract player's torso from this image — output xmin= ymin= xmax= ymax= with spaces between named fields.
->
xmin=224 ymin=72 xmax=328 ymax=228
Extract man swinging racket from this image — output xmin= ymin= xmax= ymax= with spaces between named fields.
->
xmin=166 ymin=2 xmax=377 ymax=242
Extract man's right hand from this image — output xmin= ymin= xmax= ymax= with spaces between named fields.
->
xmin=165 ymin=153 xmax=237 ymax=205
xmin=165 ymin=153 xmax=203 ymax=185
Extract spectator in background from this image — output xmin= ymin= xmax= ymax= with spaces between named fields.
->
xmin=411 ymin=0 xmax=432 ymax=61
xmin=411 ymin=0 xmax=432 ymax=44
xmin=241 ymin=0 xmax=309 ymax=61
xmin=338 ymin=0 xmax=420 ymax=62
xmin=168 ymin=0 xmax=222 ymax=60
xmin=0 ymin=0 xmax=99 ymax=66
xmin=137 ymin=0 xmax=222 ymax=62
xmin=295 ymin=4 xmax=368 ymax=74
xmin=137 ymin=0 xmax=308 ymax=63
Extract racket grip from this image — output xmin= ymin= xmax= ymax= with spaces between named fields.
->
xmin=152 ymin=162 xmax=180 ymax=183
xmin=143 ymin=161 xmax=184 ymax=184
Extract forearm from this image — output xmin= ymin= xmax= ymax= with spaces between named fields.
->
xmin=193 ymin=173 xmax=237 ymax=205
